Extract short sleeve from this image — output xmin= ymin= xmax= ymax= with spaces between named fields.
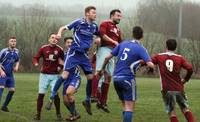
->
xmin=139 ymin=47 xmax=151 ymax=62
xmin=66 ymin=18 xmax=82 ymax=30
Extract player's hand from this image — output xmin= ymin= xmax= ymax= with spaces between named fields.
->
xmin=56 ymin=34 xmax=61 ymax=40
xmin=94 ymin=37 xmax=101 ymax=46
xmin=181 ymin=79 xmax=187 ymax=84
xmin=112 ymin=41 xmax=119 ymax=46
xmin=13 ymin=67 xmax=19 ymax=72
xmin=0 ymin=70 xmax=6 ymax=78
xmin=34 ymin=63 xmax=39 ymax=67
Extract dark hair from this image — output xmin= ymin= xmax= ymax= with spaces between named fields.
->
xmin=64 ymin=37 xmax=73 ymax=42
xmin=9 ymin=37 xmax=16 ymax=39
xmin=166 ymin=39 xmax=177 ymax=51
xmin=85 ymin=6 xmax=96 ymax=14
xmin=110 ymin=9 xmax=121 ymax=18
xmin=132 ymin=26 xmax=143 ymax=40
xmin=49 ymin=33 xmax=56 ymax=37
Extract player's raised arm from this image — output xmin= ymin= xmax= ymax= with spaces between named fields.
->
xmin=57 ymin=26 xmax=68 ymax=39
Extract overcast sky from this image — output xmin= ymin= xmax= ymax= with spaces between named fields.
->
xmin=0 ymin=0 xmax=199 ymax=12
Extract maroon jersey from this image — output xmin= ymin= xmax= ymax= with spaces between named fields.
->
xmin=100 ymin=20 xmax=122 ymax=48
xmin=151 ymin=51 xmax=193 ymax=92
xmin=33 ymin=44 xmax=64 ymax=74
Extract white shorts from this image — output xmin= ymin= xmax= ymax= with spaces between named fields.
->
xmin=38 ymin=73 xmax=60 ymax=94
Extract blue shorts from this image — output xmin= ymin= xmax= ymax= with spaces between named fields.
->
xmin=113 ymin=79 xmax=136 ymax=101
xmin=63 ymin=76 xmax=81 ymax=95
xmin=0 ymin=75 xmax=15 ymax=88
xmin=64 ymin=49 xmax=93 ymax=74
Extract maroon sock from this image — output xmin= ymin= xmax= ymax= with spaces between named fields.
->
xmin=184 ymin=111 xmax=195 ymax=122
xmin=97 ymin=88 xmax=101 ymax=101
xmin=37 ymin=94 xmax=45 ymax=114
xmin=100 ymin=82 xmax=110 ymax=105
xmin=170 ymin=116 xmax=179 ymax=122
xmin=54 ymin=94 xmax=61 ymax=114
xmin=92 ymin=75 xmax=99 ymax=97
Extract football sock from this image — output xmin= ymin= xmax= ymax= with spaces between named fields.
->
xmin=123 ymin=111 xmax=133 ymax=122
xmin=54 ymin=94 xmax=61 ymax=114
xmin=170 ymin=116 xmax=179 ymax=122
xmin=184 ymin=111 xmax=194 ymax=122
xmin=69 ymin=101 xmax=77 ymax=115
xmin=100 ymin=82 xmax=110 ymax=105
xmin=0 ymin=88 xmax=4 ymax=102
xmin=50 ymin=77 xmax=64 ymax=100
xmin=91 ymin=74 xmax=99 ymax=97
xmin=2 ymin=91 xmax=14 ymax=108
xmin=86 ymin=79 xmax=92 ymax=102
xmin=37 ymin=94 xmax=45 ymax=114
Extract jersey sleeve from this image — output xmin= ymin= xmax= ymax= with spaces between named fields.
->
xmin=111 ymin=44 xmax=120 ymax=56
xmin=99 ymin=22 xmax=107 ymax=37
xmin=181 ymin=57 xmax=193 ymax=81
xmin=65 ymin=19 xmax=81 ymax=30
xmin=139 ymin=47 xmax=151 ymax=62
xmin=33 ymin=47 xmax=43 ymax=65
xmin=0 ymin=49 xmax=5 ymax=63
xmin=151 ymin=54 xmax=158 ymax=64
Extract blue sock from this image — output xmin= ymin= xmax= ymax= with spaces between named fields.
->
xmin=123 ymin=111 xmax=133 ymax=122
xmin=0 ymin=88 xmax=4 ymax=102
xmin=86 ymin=79 xmax=92 ymax=102
xmin=50 ymin=77 xmax=64 ymax=100
xmin=2 ymin=91 xmax=14 ymax=108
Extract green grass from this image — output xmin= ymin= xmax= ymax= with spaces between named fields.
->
xmin=0 ymin=73 xmax=199 ymax=122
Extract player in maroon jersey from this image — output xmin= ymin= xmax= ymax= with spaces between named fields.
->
xmin=32 ymin=33 xmax=64 ymax=120
xmin=151 ymin=39 xmax=195 ymax=122
xmin=92 ymin=9 xmax=122 ymax=113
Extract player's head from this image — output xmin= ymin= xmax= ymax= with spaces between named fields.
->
xmin=132 ymin=26 xmax=143 ymax=40
xmin=85 ymin=6 xmax=96 ymax=21
xmin=8 ymin=37 xmax=17 ymax=49
xmin=64 ymin=37 xmax=73 ymax=48
xmin=48 ymin=33 xmax=58 ymax=46
xmin=166 ymin=39 xmax=177 ymax=51
xmin=110 ymin=9 xmax=122 ymax=24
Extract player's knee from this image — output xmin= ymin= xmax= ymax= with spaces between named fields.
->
xmin=9 ymin=88 xmax=15 ymax=92
xmin=0 ymin=85 xmax=5 ymax=89
xmin=181 ymin=108 xmax=190 ymax=114
xmin=169 ymin=111 xmax=177 ymax=117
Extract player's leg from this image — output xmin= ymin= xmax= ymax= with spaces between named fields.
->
xmin=176 ymin=92 xmax=195 ymax=122
xmin=33 ymin=73 xmax=49 ymax=120
xmin=64 ymin=78 xmax=81 ymax=121
xmin=50 ymin=75 xmax=62 ymax=120
xmin=1 ymin=77 xmax=15 ymax=112
xmin=162 ymin=91 xmax=179 ymax=122
xmin=0 ymin=77 xmax=6 ymax=103
xmin=80 ymin=53 xmax=94 ymax=115
xmin=91 ymin=72 xmax=100 ymax=102
xmin=122 ymin=79 xmax=136 ymax=122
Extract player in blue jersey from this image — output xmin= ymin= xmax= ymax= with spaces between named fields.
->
xmin=46 ymin=6 xmax=99 ymax=115
xmin=101 ymin=26 xmax=155 ymax=122
xmin=45 ymin=37 xmax=81 ymax=120
xmin=0 ymin=37 xmax=20 ymax=112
